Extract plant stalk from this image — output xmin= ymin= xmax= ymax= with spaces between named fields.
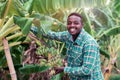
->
xmin=0 ymin=25 xmax=20 ymax=41
xmin=0 ymin=16 xmax=14 ymax=34
xmin=6 ymin=32 xmax=23 ymax=41
xmin=0 ymin=41 xmax=22 ymax=51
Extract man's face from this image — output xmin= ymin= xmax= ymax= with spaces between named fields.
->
xmin=67 ymin=15 xmax=82 ymax=36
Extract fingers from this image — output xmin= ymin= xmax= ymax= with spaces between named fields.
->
xmin=62 ymin=59 xmax=68 ymax=66
xmin=53 ymin=67 xmax=64 ymax=74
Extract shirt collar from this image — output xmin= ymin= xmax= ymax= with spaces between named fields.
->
xmin=68 ymin=28 xmax=85 ymax=45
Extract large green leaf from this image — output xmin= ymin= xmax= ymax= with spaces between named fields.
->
xmin=19 ymin=64 xmax=50 ymax=74
xmin=83 ymin=10 xmax=93 ymax=35
xmin=23 ymin=0 xmax=34 ymax=14
xmin=7 ymin=0 xmax=20 ymax=16
xmin=91 ymin=8 xmax=114 ymax=29
xmin=0 ymin=0 xmax=21 ymax=18
xmin=100 ymin=26 xmax=120 ymax=38
xmin=14 ymin=0 xmax=34 ymax=16
xmin=0 ymin=0 xmax=8 ymax=18
xmin=0 ymin=0 xmax=108 ymax=18
xmin=13 ymin=16 xmax=33 ymax=35
xmin=51 ymin=73 xmax=62 ymax=80
xmin=32 ymin=13 xmax=66 ymax=34
xmin=100 ymin=48 xmax=110 ymax=59
xmin=114 ymin=0 xmax=120 ymax=15
xmin=13 ymin=0 xmax=28 ymax=16
xmin=25 ymin=0 xmax=107 ymax=15
xmin=97 ymin=8 xmax=114 ymax=28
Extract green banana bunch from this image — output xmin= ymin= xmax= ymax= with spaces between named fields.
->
xmin=36 ymin=45 xmax=62 ymax=67
xmin=48 ymin=55 xmax=62 ymax=67
xmin=36 ymin=45 xmax=50 ymax=57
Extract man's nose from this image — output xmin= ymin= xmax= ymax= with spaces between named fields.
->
xmin=70 ymin=23 xmax=75 ymax=26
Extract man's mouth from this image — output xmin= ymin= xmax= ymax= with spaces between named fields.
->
xmin=69 ymin=28 xmax=76 ymax=32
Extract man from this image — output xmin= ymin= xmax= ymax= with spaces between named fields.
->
xmin=44 ymin=13 xmax=104 ymax=80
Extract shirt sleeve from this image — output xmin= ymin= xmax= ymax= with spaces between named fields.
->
xmin=64 ymin=41 xmax=99 ymax=76
xmin=45 ymin=30 xmax=68 ymax=42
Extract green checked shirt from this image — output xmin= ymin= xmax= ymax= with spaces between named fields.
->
xmin=47 ymin=29 xmax=104 ymax=80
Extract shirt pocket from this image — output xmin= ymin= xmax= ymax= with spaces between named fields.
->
xmin=73 ymin=56 xmax=83 ymax=66
xmin=72 ymin=44 xmax=82 ymax=56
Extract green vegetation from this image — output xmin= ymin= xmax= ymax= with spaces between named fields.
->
xmin=0 ymin=0 xmax=120 ymax=80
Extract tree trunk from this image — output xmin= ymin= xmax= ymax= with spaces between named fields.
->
xmin=3 ymin=38 xmax=17 ymax=80
xmin=104 ymin=46 xmax=118 ymax=80
xmin=104 ymin=64 xmax=112 ymax=80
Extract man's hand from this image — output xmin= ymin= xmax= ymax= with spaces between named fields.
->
xmin=42 ymin=34 xmax=48 ymax=38
xmin=54 ymin=67 xmax=64 ymax=74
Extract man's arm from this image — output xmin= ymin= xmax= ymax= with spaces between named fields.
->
xmin=30 ymin=26 xmax=68 ymax=42
xmin=43 ymin=31 xmax=69 ymax=42
xmin=64 ymin=42 xmax=99 ymax=76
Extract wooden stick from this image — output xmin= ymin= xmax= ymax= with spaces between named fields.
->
xmin=3 ymin=38 xmax=17 ymax=80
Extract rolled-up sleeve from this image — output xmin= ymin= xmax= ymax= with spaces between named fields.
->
xmin=46 ymin=30 xmax=68 ymax=42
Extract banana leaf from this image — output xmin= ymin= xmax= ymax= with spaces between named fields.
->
xmin=0 ymin=0 xmax=8 ymax=18
xmin=100 ymin=48 xmax=110 ymax=59
xmin=13 ymin=0 xmax=34 ymax=16
xmin=51 ymin=73 xmax=62 ymax=80
xmin=23 ymin=0 xmax=34 ymax=14
xmin=19 ymin=64 xmax=50 ymax=74
xmin=13 ymin=16 xmax=33 ymax=35
xmin=114 ymin=0 xmax=120 ymax=14
xmin=0 ymin=0 xmax=109 ymax=18
xmin=100 ymin=26 xmax=120 ymax=38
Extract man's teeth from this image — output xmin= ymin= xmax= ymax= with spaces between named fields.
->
xmin=70 ymin=28 xmax=75 ymax=31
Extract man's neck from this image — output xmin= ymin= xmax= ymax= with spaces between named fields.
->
xmin=72 ymin=32 xmax=80 ymax=41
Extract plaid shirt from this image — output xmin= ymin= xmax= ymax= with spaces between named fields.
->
xmin=47 ymin=29 xmax=104 ymax=80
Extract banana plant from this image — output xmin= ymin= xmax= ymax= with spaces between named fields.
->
xmin=83 ymin=1 xmax=120 ymax=80
xmin=0 ymin=0 xmax=117 ymax=79
xmin=0 ymin=0 xmax=40 ymax=79
xmin=0 ymin=0 xmax=21 ymax=80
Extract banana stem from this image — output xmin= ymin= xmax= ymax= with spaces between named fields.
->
xmin=0 ymin=16 xmax=14 ymax=34
xmin=0 ymin=41 xmax=22 ymax=51
xmin=0 ymin=26 xmax=20 ymax=40
xmin=59 ymin=43 xmax=65 ymax=54
xmin=6 ymin=32 xmax=23 ymax=41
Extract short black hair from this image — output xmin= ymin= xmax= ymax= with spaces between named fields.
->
xmin=68 ymin=12 xmax=83 ymax=25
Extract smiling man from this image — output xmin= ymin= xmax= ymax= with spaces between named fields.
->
xmin=44 ymin=13 xmax=104 ymax=80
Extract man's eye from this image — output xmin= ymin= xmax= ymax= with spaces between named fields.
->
xmin=74 ymin=22 xmax=79 ymax=25
xmin=67 ymin=22 xmax=71 ymax=25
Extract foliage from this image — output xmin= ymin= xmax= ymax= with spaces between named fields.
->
xmin=109 ymin=74 xmax=120 ymax=80
xmin=19 ymin=64 xmax=50 ymax=74
xmin=0 ymin=0 xmax=120 ymax=80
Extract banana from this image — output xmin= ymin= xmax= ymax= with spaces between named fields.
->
xmin=49 ymin=70 xmax=55 ymax=76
